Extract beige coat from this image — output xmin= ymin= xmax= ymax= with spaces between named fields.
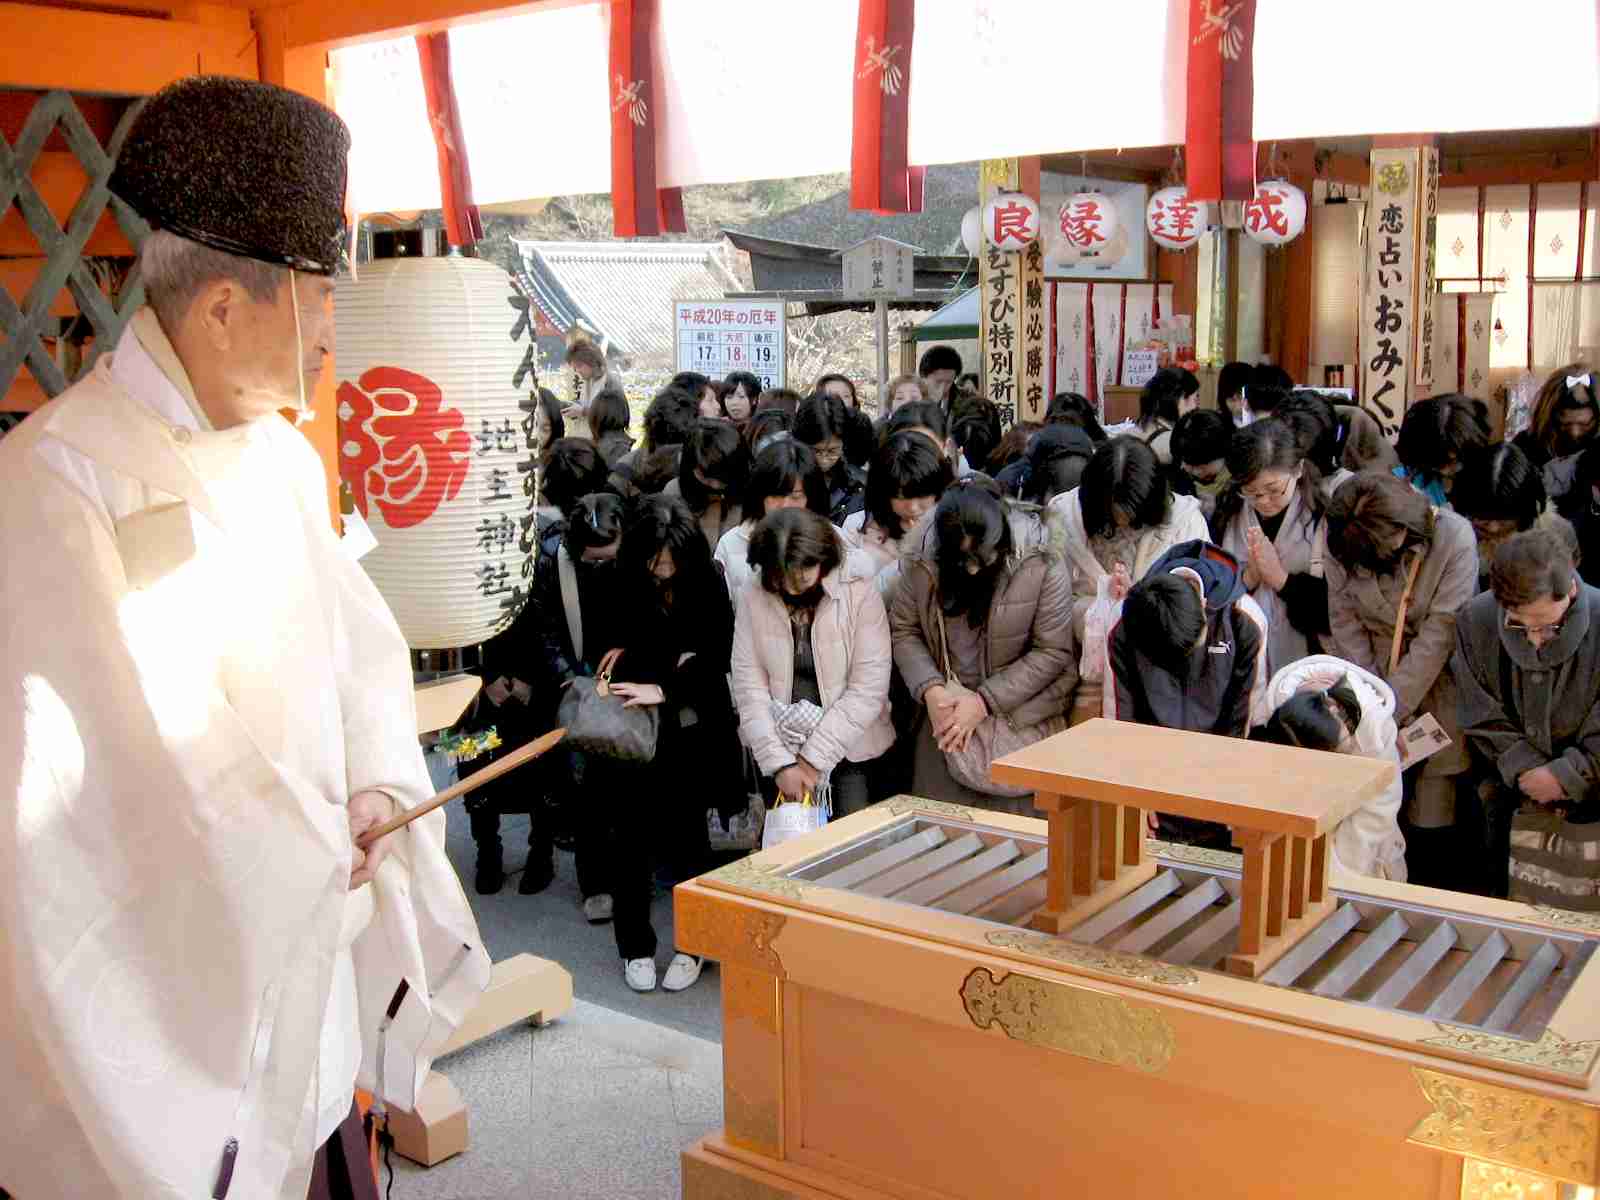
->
xmin=1324 ymin=510 xmax=1478 ymax=776
xmin=0 ymin=314 xmax=488 ymax=1199
xmin=731 ymin=568 xmax=895 ymax=776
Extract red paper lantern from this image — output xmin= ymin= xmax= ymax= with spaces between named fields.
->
xmin=1147 ymin=186 xmax=1205 ymax=251
xmin=1059 ymin=190 xmax=1121 ymax=255
xmin=1242 ymin=180 xmax=1307 ymax=247
xmin=981 ymin=192 xmax=1041 ymax=252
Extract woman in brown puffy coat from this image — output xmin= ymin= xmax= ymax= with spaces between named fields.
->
xmin=890 ymin=479 xmax=1076 ymax=808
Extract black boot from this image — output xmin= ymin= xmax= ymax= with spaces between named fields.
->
xmin=519 ymin=829 xmax=555 ymax=895
xmin=467 ymin=797 xmax=504 ymax=895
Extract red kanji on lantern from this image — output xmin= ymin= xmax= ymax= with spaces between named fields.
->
xmin=337 ymin=366 xmax=472 ymax=529
xmin=1061 ymin=197 xmax=1108 ymax=247
xmin=1151 ymin=194 xmax=1200 ymax=246
xmin=990 ymin=201 xmax=1034 ymax=247
xmin=1244 ymin=188 xmax=1290 ymax=238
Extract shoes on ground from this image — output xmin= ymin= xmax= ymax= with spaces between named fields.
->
xmin=474 ymin=853 xmax=504 ymax=895
xmin=584 ymin=893 xmax=614 ymax=923
xmin=661 ymin=953 xmax=703 ymax=993
xmin=624 ymin=957 xmax=657 ymax=992
xmin=518 ymin=858 xmax=555 ymax=895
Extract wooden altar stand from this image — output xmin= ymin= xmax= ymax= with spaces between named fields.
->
xmin=990 ymin=719 xmax=1395 ymax=977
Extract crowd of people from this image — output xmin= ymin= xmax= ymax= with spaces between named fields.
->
xmin=469 ymin=343 xmax=1600 ymax=995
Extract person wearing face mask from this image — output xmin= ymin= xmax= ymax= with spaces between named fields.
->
xmin=0 ymin=78 xmax=488 ymax=1199
xmin=1257 ymin=656 xmax=1407 ymax=882
xmin=1211 ymin=418 xmax=1330 ymax=675
xmin=731 ymin=509 xmax=894 ymax=818
xmin=890 ymin=479 xmax=1075 ymax=808
xmin=606 ymin=495 xmax=743 ymax=993
xmin=1456 ymin=528 xmax=1600 ymax=905
xmin=715 ymin=439 xmax=834 ymax=595
xmin=1169 ymin=408 xmax=1234 ymax=518
xmin=1451 ymin=443 xmax=1550 ymax=592
xmin=1513 ymin=367 xmax=1599 ymax=499
xmin=1393 ymin=394 xmax=1492 ymax=508
xmin=1324 ymin=471 xmax=1477 ymax=889
xmin=663 ymin=417 xmax=745 ymax=552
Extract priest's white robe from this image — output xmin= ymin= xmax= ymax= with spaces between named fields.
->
xmin=0 ymin=311 xmax=490 ymax=1199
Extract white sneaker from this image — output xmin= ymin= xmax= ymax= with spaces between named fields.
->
xmin=624 ymin=957 xmax=657 ymax=992
xmin=661 ymin=953 xmax=703 ymax=992
xmin=584 ymin=894 xmax=614 ymax=923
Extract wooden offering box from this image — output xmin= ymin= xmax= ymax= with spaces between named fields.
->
xmin=675 ymin=734 xmax=1600 ymax=1200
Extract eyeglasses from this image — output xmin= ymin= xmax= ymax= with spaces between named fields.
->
xmin=1241 ymin=474 xmax=1296 ymax=505
xmin=1504 ymin=604 xmax=1571 ymax=639
xmin=811 ymin=443 xmax=844 ymax=467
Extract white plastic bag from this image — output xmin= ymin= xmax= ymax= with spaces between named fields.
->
xmin=761 ymin=799 xmax=828 ymax=850
xmin=1080 ymin=573 xmax=1123 ymax=684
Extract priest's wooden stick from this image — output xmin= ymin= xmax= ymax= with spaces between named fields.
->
xmin=357 ymin=727 xmax=567 ymax=847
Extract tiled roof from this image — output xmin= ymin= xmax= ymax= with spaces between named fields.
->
xmin=730 ymin=164 xmax=978 ymax=255
xmin=509 ymin=240 xmax=742 ymax=357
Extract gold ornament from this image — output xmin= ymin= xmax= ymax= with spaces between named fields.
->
xmin=961 ymin=967 xmax=1176 ymax=1074
xmin=984 ymin=929 xmax=1199 ymax=987
xmin=1407 ymin=1068 xmax=1600 ymax=1186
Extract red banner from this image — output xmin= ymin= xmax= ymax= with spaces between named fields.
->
xmin=849 ymin=0 xmax=921 ymax=213
xmin=416 ymin=32 xmax=483 ymax=247
xmin=608 ymin=0 xmax=685 ymax=237
xmin=1185 ymin=0 xmax=1257 ymax=203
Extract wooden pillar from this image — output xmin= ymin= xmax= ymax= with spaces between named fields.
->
xmin=1261 ymin=141 xmax=1317 ymax=385
xmin=979 ymin=157 xmax=1046 ymax=424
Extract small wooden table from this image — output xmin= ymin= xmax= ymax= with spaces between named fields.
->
xmin=991 ymin=719 xmax=1396 ymax=977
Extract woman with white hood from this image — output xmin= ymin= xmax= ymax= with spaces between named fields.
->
xmin=1258 ymin=655 xmax=1408 ymax=881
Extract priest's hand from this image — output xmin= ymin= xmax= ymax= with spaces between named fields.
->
xmin=348 ymin=789 xmax=398 ymax=889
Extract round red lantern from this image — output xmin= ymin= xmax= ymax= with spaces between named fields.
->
xmin=981 ymin=191 xmax=1041 ymax=252
xmin=1146 ymin=186 xmax=1206 ymax=251
xmin=1242 ymin=179 xmax=1307 ymax=247
xmin=1060 ymin=190 xmax=1121 ymax=255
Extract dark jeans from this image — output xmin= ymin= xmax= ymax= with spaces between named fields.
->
xmin=608 ymin=757 xmax=715 ymax=962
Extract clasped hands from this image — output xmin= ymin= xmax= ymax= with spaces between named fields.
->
xmin=925 ymin=684 xmax=988 ymax=753
xmin=1242 ymin=528 xmax=1288 ymax=592
xmin=776 ymin=759 xmax=821 ymax=803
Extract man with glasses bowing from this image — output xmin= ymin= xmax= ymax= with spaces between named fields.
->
xmin=1455 ymin=525 xmax=1600 ymax=906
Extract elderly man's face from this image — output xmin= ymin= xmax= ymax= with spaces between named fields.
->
xmin=215 ymin=271 xmax=335 ymax=427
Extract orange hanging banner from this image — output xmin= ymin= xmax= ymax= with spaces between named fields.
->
xmin=1185 ymin=0 xmax=1257 ymax=204
xmin=608 ymin=0 xmax=685 ymax=237
xmin=416 ymin=31 xmax=483 ymax=247
xmin=849 ymin=0 xmax=920 ymax=213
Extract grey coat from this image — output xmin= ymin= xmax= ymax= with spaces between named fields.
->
xmin=1453 ymin=584 xmax=1600 ymax=811
xmin=1324 ymin=510 xmax=1478 ymax=775
xmin=891 ymin=504 xmax=1077 ymax=730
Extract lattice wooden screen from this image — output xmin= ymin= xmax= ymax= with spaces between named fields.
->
xmin=0 ymin=90 xmax=149 ymax=406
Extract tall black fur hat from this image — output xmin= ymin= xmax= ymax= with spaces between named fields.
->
xmin=111 ymin=76 xmax=351 ymax=275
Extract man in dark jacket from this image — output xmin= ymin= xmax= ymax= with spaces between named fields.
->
xmin=1454 ymin=527 xmax=1600 ymax=903
xmin=1109 ymin=540 xmax=1268 ymax=847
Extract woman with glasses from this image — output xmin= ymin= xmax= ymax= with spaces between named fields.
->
xmin=1211 ymin=418 xmax=1330 ymax=675
xmin=1324 ymin=471 xmax=1477 ymax=889
xmin=1258 ymin=656 xmax=1407 ymax=881
xmin=795 ymin=392 xmax=867 ymax=524
xmin=889 ymin=479 xmax=1075 ymax=809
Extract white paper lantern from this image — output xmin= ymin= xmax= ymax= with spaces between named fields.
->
xmin=335 ymin=256 xmax=535 ymax=651
xmin=1091 ymin=225 xmax=1130 ymax=269
xmin=960 ymin=205 xmax=981 ymax=256
xmin=980 ymin=191 xmax=1041 ymax=252
xmin=1242 ymin=179 xmax=1308 ymax=246
xmin=1059 ymin=190 xmax=1121 ymax=254
xmin=1146 ymin=186 xmax=1206 ymax=251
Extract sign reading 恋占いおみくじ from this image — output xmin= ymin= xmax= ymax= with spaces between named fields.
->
xmin=1361 ymin=148 xmax=1423 ymax=438
xmin=674 ymin=301 xmax=786 ymax=390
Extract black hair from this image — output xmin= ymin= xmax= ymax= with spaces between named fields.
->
xmin=678 ymin=418 xmax=745 ymax=511
xmin=813 ymin=372 xmax=858 ymax=407
xmin=1251 ymin=363 xmax=1294 ymax=392
xmin=563 ymin=491 xmax=626 ymax=556
xmin=989 ymin=421 xmax=1041 ymax=476
xmin=670 ymin=371 xmax=714 ymax=399
xmin=1021 ymin=424 xmax=1097 ymax=504
xmin=1212 ymin=418 xmax=1322 ymax=537
xmin=1171 ymin=408 xmax=1233 ymax=467
xmin=1079 ymin=437 xmax=1172 ymax=539
xmin=884 ymin=399 xmax=950 ymax=442
xmin=1528 ymin=364 xmax=1600 ymax=457
xmin=524 ymin=385 xmax=566 ymax=443
xmin=641 ymin=386 xmax=699 ymax=452
xmin=933 ymin=479 xmax=1012 ymax=620
xmin=723 ymin=370 xmax=765 ymax=406
xmin=866 ymin=431 xmax=955 ymax=538
xmin=951 ymin=399 xmax=1003 ymax=471
xmin=747 ymin=508 xmax=842 ymax=596
xmin=1567 ymin=444 xmax=1600 ymax=518
xmin=588 ymin=384 xmax=631 ymax=439
xmin=1139 ymin=368 xmax=1189 ymax=427
xmin=1217 ymin=361 xmax=1252 ymax=405
xmin=541 ymin=438 xmax=609 ymax=513
xmin=613 ymin=446 xmax=681 ymax=497
xmin=1044 ymin=392 xmax=1107 ymax=443
xmin=1451 ymin=444 xmax=1547 ymax=531
xmin=918 ymin=344 xmax=963 ymax=378
xmin=1245 ymin=384 xmax=1290 ymax=418
xmin=1491 ymin=527 xmax=1578 ymax=608
xmin=1121 ymin=572 xmax=1206 ymax=675
xmin=744 ymin=408 xmax=793 ymax=456
xmin=793 ymin=392 xmax=853 ymax=447
xmin=754 ymin=387 xmax=802 ymax=416
xmin=1395 ymin=395 xmax=1492 ymax=480
xmin=1261 ymin=681 xmax=1363 ymax=752
xmin=1176 ymin=368 xmax=1200 ymax=398
xmin=739 ymin=439 xmax=829 ymax=523
xmin=1274 ymin=391 xmax=1340 ymax=474
xmin=620 ymin=492 xmax=718 ymax=602
xmin=843 ymin=405 xmax=876 ymax=468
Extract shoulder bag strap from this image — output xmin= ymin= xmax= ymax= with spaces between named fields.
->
xmin=557 ymin=544 xmax=583 ymax=664
xmin=1388 ymin=547 xmax=1425 ymax=677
